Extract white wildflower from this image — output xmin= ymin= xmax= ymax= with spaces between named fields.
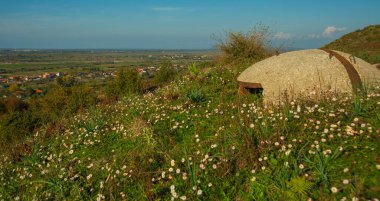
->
xmin=197 ymin=189 xmax=202 ymax=196
xmin=299 ymin=164 xmax=304 ymax=169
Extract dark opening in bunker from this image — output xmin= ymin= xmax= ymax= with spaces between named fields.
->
xmin=246 ymin=87 xmax=263 ymax=95
xmin=238 ymin=82 xmax=263 ymax=97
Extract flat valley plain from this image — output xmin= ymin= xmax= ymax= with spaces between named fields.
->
xmin=0 ymin=49 xmax=217 ymax=76
xmin=0 ymin=49 xmax=217 ymax=97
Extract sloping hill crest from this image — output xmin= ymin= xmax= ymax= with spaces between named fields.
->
xmin=322 ymin=25 xmax=380 ymax=64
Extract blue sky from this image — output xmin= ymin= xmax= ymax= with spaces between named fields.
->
xmin=0 ymin=0 xmax=379 ymax=49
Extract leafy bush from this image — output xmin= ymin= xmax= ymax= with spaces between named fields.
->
xmin=8 ymin=83 xmax=20 ymax=92
xmin=0 ymin=110 xmax=37 ymax=143
xmin=29 ymin=85 xmax=70 ymax=121
xmin=0 ymin=96 xmax=28 ymax=114
xmin=186 ymin=89 xmax=206 ymax=103
xmin=106 ymin=68 xmax=142 ymax=98
xmin=68 ymin=85 xmax=97 ymax=113
xmin=0 ymin=84 xmax=97 ymax=154
xmin=188 ymin=63 xmax=202 ymax=79
xmin=56 ymin=75 xmax=76 ymax=87
xmin=216 ymin=24 xmax=272 ymax=66
xmin=153 ymin=61 xmax=177 ymax=86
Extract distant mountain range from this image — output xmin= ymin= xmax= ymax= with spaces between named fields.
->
xmin=322 ymin=25 xmax=380 ymax=64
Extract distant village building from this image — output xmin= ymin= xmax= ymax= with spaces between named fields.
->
xmin=137 ymin=68 xmax=146 ymax=75
xmin=42 ymin=73 xmax=55 ymax=79
xmin=35 ymin=89 xmax=43 ymax=94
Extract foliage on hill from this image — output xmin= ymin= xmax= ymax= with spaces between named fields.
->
xmin=153 ymin=61 xmax=178 ymax=86
xmin=0 ymin=83 xmax=97 ymax=156
xmin=215 ymin=24 xmax=272 ymax=66
xmin=0 ymin=63 xmax=379 ymax=200
xmin=106 ymin=68 xmax=143 ymax=99
xmin=322 ymin=25 xmax=380 ymax=64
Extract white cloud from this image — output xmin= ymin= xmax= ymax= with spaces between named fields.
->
xmin=151 ymin=7 xmax=183 ymax=11
xmin=322 ymin=26 xmax=346 ymax=37
xmin=273 ymin=32 xmax=294 ymax=40
xmin=306 ymin=26 xmax=347 ymax=39
xmin=307 ymin=34 xmax=321 ymax=39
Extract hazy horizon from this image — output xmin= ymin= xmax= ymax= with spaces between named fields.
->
xmin=1 ymin=0 xmax=379 ymax=49
xmin=0 ymin=47 xmax=216 ymax=50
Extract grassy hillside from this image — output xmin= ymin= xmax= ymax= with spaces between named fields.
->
xmin=322 ymin=25 xmax=380 ymax=64
xmin=0 ymin=27 xmax=379 ymax=200
xmin=0 ymin=64 xmax=379 ymax=200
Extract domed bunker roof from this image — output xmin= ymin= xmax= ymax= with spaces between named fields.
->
xmin=237 ymin=49 xmax=380 ymax=101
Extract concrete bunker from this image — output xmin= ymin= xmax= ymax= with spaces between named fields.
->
xmin=237 ymin=49 xmax=380 ymax=102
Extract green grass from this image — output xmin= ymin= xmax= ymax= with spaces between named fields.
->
xmin=0 ymin=66 xmax=379 ymax=200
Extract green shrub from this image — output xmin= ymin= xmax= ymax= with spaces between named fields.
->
xmin=186 ymin=89 xmax=206 ymax=103
xmin=0 ymin=96 xmax=28 ymax=114
xmin=216 ymin=24 xmax=271 ymax=66
xmin=33 ymin=84 xmax=97 ymax=118
xmin=29 ymin=85 xmax=70 ymax=121
xmin=0 ymin=100 xmax=6 ymax=114
xmin=106 ymin=68 xmax=142 ymax=98
xmin=8 ymin=83 xmax=20 ymax=92
xmin=153 ymin=61 xmax=177 ymax=86
xmin=56 ymin=75 xmax=76 ymax=87
xmin=0 ymin=110 xmax=37 ymax=143
xmin=0 ymin=83 xmax=98 ymax=153
xmin=68 ymin=85 xmax=97 ymax=113
xmin=188 ymin=63 xmax=201 ymax=79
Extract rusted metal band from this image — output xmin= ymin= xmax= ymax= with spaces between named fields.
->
xmin=237 ymin=81 xmax=263 ymax=89
xmin=321 ymin=49 xmax=363 ymax=92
